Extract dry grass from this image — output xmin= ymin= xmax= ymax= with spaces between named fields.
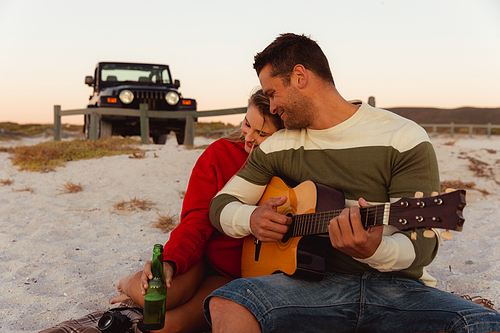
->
xmin=466 ymin=156 xmax=493 ymax=178
xmin=57 ymin=181 xmax=83 ymax=195
xmin=186 ymin=144 xmax=211 ymax=150
xmin=0 ymin=178 xmax=14 ymax=186
xmin=13 ymin=185 xmax=34 ymax=193
xmin=443 ymin=141 xmax=456 ymax=146
xmin=7 ymin=137 xmax=141 ymax=172
xmin=1 ymin=122 xmax=81 ymax=137
xmin=113 ymin=197 xmax=157 ymax=212
xmin=440 ymin=180 xmax=489 ymax=195
xmin=0 ymin=146 xmax=14 ymax=153
xmin=151 ymin=211 xmax=179 ymax=233
xmin=129 ymin=151 xmax=146 ymax=159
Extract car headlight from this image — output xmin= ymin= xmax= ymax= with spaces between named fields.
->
xmin=165 ymin=91 xmax=179 ymax=105
xmin=119 ymin=90 xmax=134 ymax=104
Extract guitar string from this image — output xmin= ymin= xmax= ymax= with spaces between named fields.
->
xmin=291 ymin=206 xmax=385 ymax=237
xmin=287 ymin=192 xmax=462 ymax=237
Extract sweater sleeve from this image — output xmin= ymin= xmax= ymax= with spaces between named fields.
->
xmin=163 ymin=140 xmax=247 ymax=276
xmin=355 ymin=134 xmax=441 ymax=282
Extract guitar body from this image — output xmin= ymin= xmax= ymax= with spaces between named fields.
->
xmin=241 ymin=177 xmax=466 ymax=281
xmin=241 ymin=177 xmax=345 ymax=280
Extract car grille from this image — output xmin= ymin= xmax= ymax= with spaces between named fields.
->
xmin=131 ymin=90 xmax=169 ymax=110
xmin=132 ymin=90 xmax=166 ymax=100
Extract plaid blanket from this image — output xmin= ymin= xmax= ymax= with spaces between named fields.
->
xmin=38 ymin=294 xmax=495 ymax=332
xmin=39 ymin=299 xmax=147 ymax=333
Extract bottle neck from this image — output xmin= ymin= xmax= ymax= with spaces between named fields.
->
xmin=151 ymin=249 xmax=164 ymax=280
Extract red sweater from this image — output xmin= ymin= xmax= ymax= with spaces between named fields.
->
xmin=163 ymin=139 xmax=248 ymax=278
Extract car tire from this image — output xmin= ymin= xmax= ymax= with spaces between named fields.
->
xmin=175 ymin=129 xmax=185 ymax=145
xmin=99 ymin=119 xmax=112 ymax=139
xmin=84 ymin=115 xmax=91 ymax=140
xmin=153 ymin=134 xmax=168 ymax=144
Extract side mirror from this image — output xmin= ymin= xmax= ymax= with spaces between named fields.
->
xmin=174 ymin=79 xmax=180 ymax=89
xmin=85 ymin=76 xmax=94 ymax=86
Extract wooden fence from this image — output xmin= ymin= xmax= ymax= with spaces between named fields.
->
xmin=420 ymin=123 xmax=499 ymax=138
xmin=0 ymin=129 xmax=25 ymax=137
xmin=53 ymin=104 xmax=499 ymax=145
xmin=53 ymin=104 xmax=246 ymax=145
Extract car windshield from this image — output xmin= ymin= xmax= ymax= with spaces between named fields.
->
xmin=100 ymin=64 xmax=171 ymax=84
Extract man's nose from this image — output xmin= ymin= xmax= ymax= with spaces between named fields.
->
xmin=269 ymin=99 xmax=278 ymax=114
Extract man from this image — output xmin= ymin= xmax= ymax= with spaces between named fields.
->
xmin=204 ymin=33 xmax=500 ymax=332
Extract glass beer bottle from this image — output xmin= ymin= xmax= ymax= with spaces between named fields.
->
xmin=143 ymin=244 xmax=167 ymax=330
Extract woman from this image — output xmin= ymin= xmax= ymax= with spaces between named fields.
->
xmin=110 ymin=89 xmax=284 ymax=332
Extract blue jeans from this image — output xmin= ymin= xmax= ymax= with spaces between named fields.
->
xmin=204 ymin=272 xmax=500 ymax=333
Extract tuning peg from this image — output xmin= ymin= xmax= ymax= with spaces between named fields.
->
xmin=445 ymin=188 xmax=456 ymax=194
xmin=440 ymin=230 xmax=454 ymax=240
xmin=411 ymin=229 xmax=417 ymax=240
xmin=423 ymin=229 xmax=436 ymax=238
xmin=414 ymin=191 xmax=424 ymax=198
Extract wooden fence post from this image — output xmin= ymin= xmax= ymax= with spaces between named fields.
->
xmin=450 ymin=122 xmax=454 ymax=137
xmin=184 ymin=116 xmax=195 ymax=146
xmin=140 ymin=104 xmax=150 ymax=144
xmin=368 ymin=96 xmax=376 ymax=107
xmin=487 ymin=122 xmax=491 ymax=138
xmin=53 ymin=105 xmax=61 ymax=141
xmin=90 ymin=113 xmax=98 ymax=141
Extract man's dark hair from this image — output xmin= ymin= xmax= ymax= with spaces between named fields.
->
xmin=253 ymin=33 xmax=335 ymax=85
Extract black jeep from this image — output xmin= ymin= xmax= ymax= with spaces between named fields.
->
xmin=84 ymin=62 xmax=197 ymax=144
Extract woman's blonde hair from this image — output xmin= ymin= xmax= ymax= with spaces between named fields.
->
xmin=224 ymin=88 xmax=284 ymax=143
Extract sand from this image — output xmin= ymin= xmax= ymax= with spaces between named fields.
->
xmin=0 ymin=133 xmax=499 ymax=332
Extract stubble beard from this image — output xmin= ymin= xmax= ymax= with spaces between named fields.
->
xmin=281 ymin=90 xmax=315 ymax=130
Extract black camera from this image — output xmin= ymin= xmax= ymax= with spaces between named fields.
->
xmin=97 ymin=310 xmax=132 ymax=333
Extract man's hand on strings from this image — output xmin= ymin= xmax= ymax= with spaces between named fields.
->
xmin=328 ymin=197 xmax=384 ymax=259
xmin=250 ymin=196 xmax=292 ymax=242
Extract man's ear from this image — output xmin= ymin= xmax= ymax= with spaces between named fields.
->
xmin=292 ymin=64 xmax=308 ymax=89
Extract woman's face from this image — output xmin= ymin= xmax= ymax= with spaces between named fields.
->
xmin=241 ymin=104 xmax=280 ymax=154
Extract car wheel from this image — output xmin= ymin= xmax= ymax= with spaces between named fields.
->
xmin=153 ymin=134 xmax=168 ymax=144
xmin=84 ymin=115 xmax=91 ymax=140
xmin=99 ymin=118 xmax=112 ymax=139
xmin=175 ymin=129 xmax=185 ymax=145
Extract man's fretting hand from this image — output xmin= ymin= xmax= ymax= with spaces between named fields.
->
xmin=328 ymin=197 xmax=383 ymax=259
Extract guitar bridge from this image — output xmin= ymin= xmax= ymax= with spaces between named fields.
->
xmin=254 ymin=239 xmax=262 ymax=261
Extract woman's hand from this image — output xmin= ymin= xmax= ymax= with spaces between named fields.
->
xmin=140 ymin=261 xmax=175 ymax=295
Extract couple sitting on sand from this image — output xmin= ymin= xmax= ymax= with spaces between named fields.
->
xmin=110 ymin=33 xmax=500 ymax=333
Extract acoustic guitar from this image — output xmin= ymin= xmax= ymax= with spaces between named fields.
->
xmin=241 ymin=177 xmax=466 ymax=280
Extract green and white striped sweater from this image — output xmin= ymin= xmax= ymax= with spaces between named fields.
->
xmin=210 ymin=102 xmax=441 ymax=285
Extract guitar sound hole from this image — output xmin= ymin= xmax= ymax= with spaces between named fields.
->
xmin=281 ymin=213 xmax=294 ymax=243
xmin=282 ymin=234 xmax=290 ymax=243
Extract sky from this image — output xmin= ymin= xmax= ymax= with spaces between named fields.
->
xmin=0 ymin=0 xmax=499 ymax=126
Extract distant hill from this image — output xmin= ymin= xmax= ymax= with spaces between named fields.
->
xmin=385 ymin=107 xmax=500 ymax=124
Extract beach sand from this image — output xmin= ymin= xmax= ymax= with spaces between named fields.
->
xmin=0 ymin=133 xmax=499 ymax=332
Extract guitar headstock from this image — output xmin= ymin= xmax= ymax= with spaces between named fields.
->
xmin=388 ymin=190 xmax=466 ymax=232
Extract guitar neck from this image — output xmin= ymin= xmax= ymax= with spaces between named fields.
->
xmin=290 ymin=204 xmax=388 ymax=237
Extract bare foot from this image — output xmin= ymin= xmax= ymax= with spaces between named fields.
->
xmin=110 ymin=293 xmax=130 ymax=304
xmin=110 ymin=274 xmax=134 ymax=304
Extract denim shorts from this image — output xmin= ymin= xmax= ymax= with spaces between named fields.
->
xmin=203 ymin=272 xmax=500 ymax=333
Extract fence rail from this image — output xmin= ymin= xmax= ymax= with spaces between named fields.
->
xmin=54 ymin=104 xmax=246 ymax=145
xmin=53 ymin=105 xmax=499 ymax=145
xmin=420 ymin=122 xmax=499 ymax=138
xmin=0 ymin=129 xmax=25 ymax=137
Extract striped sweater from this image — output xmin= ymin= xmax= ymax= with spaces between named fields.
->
xmin=210 ymin=102 xmax=441 ymax=285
